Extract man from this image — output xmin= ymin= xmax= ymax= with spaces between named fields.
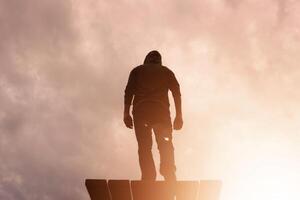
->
xmin=123 ymin=50 xmax=183 ymax=181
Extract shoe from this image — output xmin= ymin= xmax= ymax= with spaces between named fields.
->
xmin=163 ymin=173 xmax=177 ymax=181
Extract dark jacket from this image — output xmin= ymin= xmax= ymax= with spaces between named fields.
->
xmin=124 ymin=51 xmax=181 ymax=115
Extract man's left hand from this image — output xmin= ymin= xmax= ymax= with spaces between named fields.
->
xmin=173 ymin=116 xmax=183 ymax=130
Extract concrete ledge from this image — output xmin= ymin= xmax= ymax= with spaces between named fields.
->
xmin=85 ymin=179 xmax=222 ymax=200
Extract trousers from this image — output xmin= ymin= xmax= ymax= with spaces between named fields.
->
xmin=133 ymin=103 xmax=176 ymax=180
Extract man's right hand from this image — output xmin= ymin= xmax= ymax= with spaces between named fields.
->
xmin=123 ymin=114 xmax=133 ymax=129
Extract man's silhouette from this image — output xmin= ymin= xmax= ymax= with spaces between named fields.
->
xmin=123 ymin=50 xmax=183 ymax=181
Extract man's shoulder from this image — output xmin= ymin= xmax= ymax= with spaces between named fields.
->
xmin=131 ymin=65 xmax=143 ymax=71
xmin=129 ymin=65 xmax=143 ymax=75
xmin=161 ymin=65 xmax=175 ymax=75
xmin=131 ymin=65 xmax=174 ymax=75
xmin=161 ymin=65 xmax=172 ymax=71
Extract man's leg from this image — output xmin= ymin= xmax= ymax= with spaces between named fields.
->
xmin=153 ymin=123 xmax=176 ymax=181
xmin=134 ymin=118 xmax=156 ymax=180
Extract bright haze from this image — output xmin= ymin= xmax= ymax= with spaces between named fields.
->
xmin=1 ymin=0 xmax=299 ymax=200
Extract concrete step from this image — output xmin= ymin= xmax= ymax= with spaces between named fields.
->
xmin=85 ymin=179 xmax=222 ymax=200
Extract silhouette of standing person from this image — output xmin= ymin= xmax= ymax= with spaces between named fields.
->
xmin=123 ymin=50 xmax=183 ymax=181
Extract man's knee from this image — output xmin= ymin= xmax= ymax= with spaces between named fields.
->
xmin=157 ymin=136 xmax=174 ymax=152
xmin=138 ymin=144 xmax=153 ymax=155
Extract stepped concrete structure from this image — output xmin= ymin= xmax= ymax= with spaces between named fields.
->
xmin=85 ymin=179 xmax=222 ymax=200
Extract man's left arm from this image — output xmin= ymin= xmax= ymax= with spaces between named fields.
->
xmin=169 ymin=71 xmax=183 ymax=130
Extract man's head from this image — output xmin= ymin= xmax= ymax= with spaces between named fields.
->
xmin=144 ymin=50 xmax=162 ymax=65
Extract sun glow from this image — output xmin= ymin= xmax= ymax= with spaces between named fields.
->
xmin=221 ymin=157 xmax=300 ymax=200
xmin=177 ymin=104 xmax=300 ymax=200
xmin=214 ymin=125 xmax=300 ymax=200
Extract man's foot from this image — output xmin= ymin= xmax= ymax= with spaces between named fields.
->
xmin=163 ymin=173 xmax=177 ymax=181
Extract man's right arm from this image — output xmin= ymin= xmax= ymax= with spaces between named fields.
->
xmin=123 ymin=69 xmax=136 ymax=129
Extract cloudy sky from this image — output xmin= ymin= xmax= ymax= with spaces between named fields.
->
xmin=1 ymin=0 xmax=300 ymax=200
